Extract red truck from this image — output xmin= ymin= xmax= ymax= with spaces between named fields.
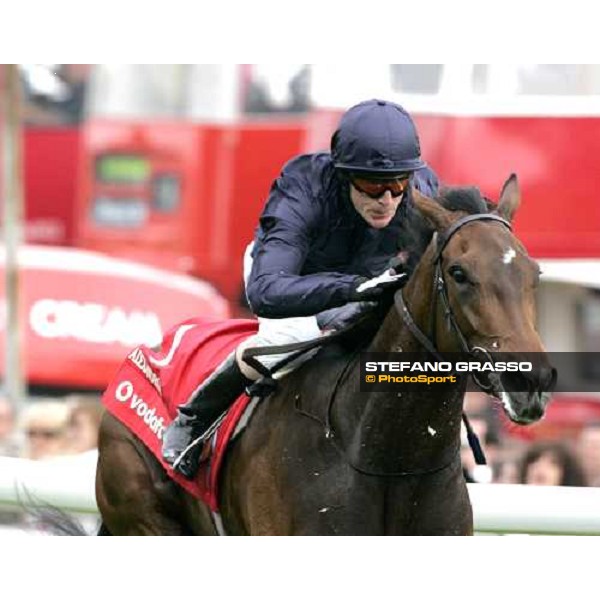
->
xmin=16 ymin=65 xmax=600 ymax=431
xmin=69 ymin=65 xmax=600 ymax=306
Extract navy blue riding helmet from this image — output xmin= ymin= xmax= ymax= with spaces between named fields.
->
xmin=331 ymin=99 xmax=426 ymax=177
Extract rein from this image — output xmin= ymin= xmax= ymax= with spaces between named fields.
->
xmin=396 ymin=213 xmax=511 ymax=378
xmin=294 ymin=348 xmax=463 ymax=478
xmin=241 ymin=315 xmax=371 ymax=397
xmin=241 ymin=213 xmax=510 ymax=478
xmin=387 ymin=212 xmax=512 ymax=473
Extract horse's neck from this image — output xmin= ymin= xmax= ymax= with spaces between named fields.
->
xmin=331 ymin=252 xmax=465 ymax=475
xmin=369 ymin=251 xmax=437 ymax=354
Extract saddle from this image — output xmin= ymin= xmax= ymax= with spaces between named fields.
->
xmin=102 ymin=318 xmax=258 ymax=509
xmin=101 ymin=308 xmax=401 ymax=510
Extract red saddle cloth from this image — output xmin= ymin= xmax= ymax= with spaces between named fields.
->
xmin=102 ymin=317 xmax=258 ymax=511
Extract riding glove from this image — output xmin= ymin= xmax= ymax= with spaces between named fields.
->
xmin=316 ymin=301 xmax=378 ymax=332
xmin=349 ymin=269 xmax=408 ymax=302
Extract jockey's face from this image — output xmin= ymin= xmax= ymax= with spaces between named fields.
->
xmin=350 ymin=182 xmax=404 ymax=229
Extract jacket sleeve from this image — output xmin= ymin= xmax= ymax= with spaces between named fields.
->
xmin=246 ymin=167 xmax=361 ymax=319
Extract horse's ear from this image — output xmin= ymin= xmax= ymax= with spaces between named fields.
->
xmin=495 ymin=174 xmax=520 ymax=222
xmin=412 ymin=188 xmax=453 ymax=231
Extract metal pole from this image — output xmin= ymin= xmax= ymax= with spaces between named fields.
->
xmin=1 ymin=64 xmax=26 ymax=414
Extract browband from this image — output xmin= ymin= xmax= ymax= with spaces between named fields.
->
xmin=432 ymin=214 xmax=512 ymax=264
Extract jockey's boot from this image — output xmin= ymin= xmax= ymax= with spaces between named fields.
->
xmin=161 ymin=352 xmax=252 ymax=480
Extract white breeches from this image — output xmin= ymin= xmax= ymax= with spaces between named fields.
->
xmin=236 ymin=242 xmax=323 ymax=380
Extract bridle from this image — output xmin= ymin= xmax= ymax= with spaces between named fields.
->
xmin=242 ymin=212 xmax=513 ymax=477
xmin=395 ymin=213 xmax=512 ymax=391
xmin=319 ymin=214 xmax=514 ymax=477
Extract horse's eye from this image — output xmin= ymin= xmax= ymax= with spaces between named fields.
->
xmin=449 ymin=265 xmax=469 ymax=284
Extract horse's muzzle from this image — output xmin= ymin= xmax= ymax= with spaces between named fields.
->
xmin=492 ymin=363 xmax=557 ymax=425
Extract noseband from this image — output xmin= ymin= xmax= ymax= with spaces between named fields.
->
xmin=395 ymin=213 xmax=512 ymax=377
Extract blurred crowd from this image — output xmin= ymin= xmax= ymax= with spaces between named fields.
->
xmin=461 ymin=391 xmax=600 ymax=487
xmin=0 ymin=391 xmax=103 ymax=532
xmin=1 ymin=388 xmax=599 ymax=488
xmin=0 ymin=385 xmax=599 ymax=533
xmin=0 ymin=392 xmax=102 ymax=461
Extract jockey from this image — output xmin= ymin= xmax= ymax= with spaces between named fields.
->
xmin=162 ymin=99 xmax=440 ymax=478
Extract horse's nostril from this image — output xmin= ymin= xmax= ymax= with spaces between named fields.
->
xmin=549 ymin=367 xmax=558 ymax=391
xmin=501 ymin=365 xmax=556 ymax=395
xmin=528 ymin=397 xmax=545 ymax=420
xmin=539 ymin=366 xmax=557 ymax=392
xmin=522 ymin=365 xmax=556 ymax=394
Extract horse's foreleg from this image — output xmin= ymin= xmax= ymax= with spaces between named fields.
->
xmin=387 ymin=461 xmax=473 ymax=536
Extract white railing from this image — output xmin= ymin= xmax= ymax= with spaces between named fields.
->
xmin=1 ymin=456 xmax=600 ymax=534
xmin=468 ymin=483 xmax=600 ymax=535
xmin=0 ymin=456 xmax=97 ymax=515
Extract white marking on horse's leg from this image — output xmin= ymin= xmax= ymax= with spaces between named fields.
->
xmin=427 ymin=426 xmax=437 ymax=436
xmin=503 ymin=248 xmax=516 ymax=264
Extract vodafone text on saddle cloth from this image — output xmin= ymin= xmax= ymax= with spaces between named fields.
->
xmin=114 ymin=379 xmax=167 ymax=440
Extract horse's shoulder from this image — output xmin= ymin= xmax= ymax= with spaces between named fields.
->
xmin=271 ymin=342 xmax=355 ymax=426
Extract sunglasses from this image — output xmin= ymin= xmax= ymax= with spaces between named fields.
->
xmin=350 ymin=176 xmax=410 ymax=199
xmin=26 ymin=428 xmax=63 ymax=440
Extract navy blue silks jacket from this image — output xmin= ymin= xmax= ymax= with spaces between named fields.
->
xmin=246 ymin=153 xmax=440 ymax=319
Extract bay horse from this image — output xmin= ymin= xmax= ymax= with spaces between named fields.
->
xmin=95 ymin=175 xmax=555 ymax=535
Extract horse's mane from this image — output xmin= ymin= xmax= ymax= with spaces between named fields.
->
xmin=336 ymin=185 xmax=499 ymax=351
xmin=437 ymin=186 xmax=495 ymax=215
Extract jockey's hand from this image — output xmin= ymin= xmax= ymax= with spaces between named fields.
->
xmin=316 ymin=301 xmax=378 ymax=332
xmin=349 ymin=269 xmax=408 ymax=302
xmin=388 ymin=254 xmax=409 ymax=275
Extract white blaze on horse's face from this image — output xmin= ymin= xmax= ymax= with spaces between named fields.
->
xmin=503 ymin=248 xmax=517 ymax=265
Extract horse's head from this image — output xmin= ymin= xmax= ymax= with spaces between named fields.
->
xmin=409 ymin=174 xmax=556 ymax=425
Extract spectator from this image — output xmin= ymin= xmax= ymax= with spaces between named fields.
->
xmin=577 ymin=422 xmax=600 ymax=486
xmin=0 ymin=395 xmax=24 ymax=527
xmin=18 ymin=397 xmax=100 ymax=535
xmin=20 ymin=400 xmax=70 ymax=460
xmin=493 ymin=459 xmax=520 ymax=484
xmin=0 ymin=394 xmax=20 ymax=456
xmin=518 ymin=441 xmax=587 ymax=487
xmin=64 ymin=394 xmax=103 ymax=455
